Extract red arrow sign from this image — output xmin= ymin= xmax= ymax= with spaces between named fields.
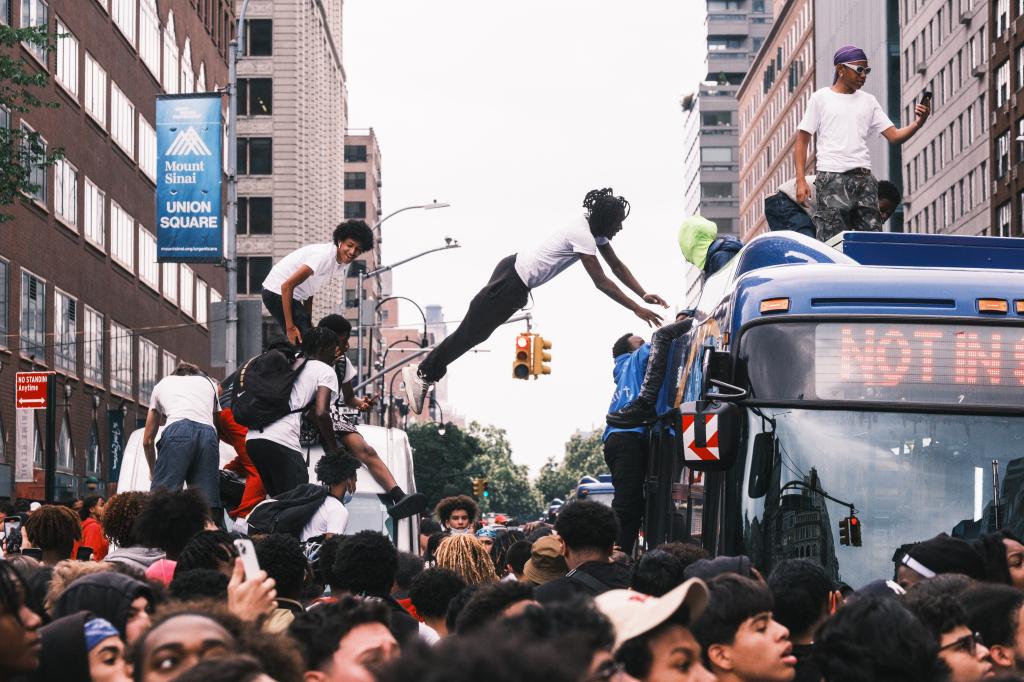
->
xmin=16 ymin=372 xmax=52 ymax=409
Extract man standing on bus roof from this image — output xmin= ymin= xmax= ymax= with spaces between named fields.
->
xmin=794 ymin=45 xmax=929 ymax=242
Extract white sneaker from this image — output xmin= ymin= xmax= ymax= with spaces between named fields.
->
xmin=402 ymin=364 xmax=432 ymax=415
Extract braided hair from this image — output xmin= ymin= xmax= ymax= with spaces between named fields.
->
xmin=583 ymin=188 xmax=630 ymax=237
xmin=24 ymin=505 xmax=81 ymax=558
xmin=434 ymin=534 xmax=498 ymax=586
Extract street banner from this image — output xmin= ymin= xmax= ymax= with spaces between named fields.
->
xmin=108 ymin=409 xmax=125 ymax=483
xmin=15 ymin=409 xmax=34 ymax=483
xmin=156 ymin=93 xmax=223 ymax=262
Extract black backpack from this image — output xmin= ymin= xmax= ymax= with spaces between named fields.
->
xmin=231 ymin=343 xmax=309 ymax=430
xmin=246 ymin=484 xmax=331 ymax=537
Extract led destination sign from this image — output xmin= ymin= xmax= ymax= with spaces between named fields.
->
xmin=814 ymin=322 xmax=1024 ymax=405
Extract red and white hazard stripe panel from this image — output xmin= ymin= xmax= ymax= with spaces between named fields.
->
xmin=681 ymin=413 xmax=720 ymax=463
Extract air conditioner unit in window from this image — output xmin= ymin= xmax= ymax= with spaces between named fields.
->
xmin=916 ymin=62 xmax=928 ymax=75
xmin=960 ymin=9 xmax=972 ymax=24
xmin=972 ymin=63 xmax=985 ymax=77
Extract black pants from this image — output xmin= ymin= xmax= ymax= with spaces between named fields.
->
xmin=764 ymin=192 xmax=816 ymax=238
xmin=604 ymin=431 xmax=648 ymax=554
xmin=419 ymin=254 xmax=529 ymax=382
xmin=262 ymin=289 xmax=313 ymax=339
xmin=246 ymin=439 xmax=309 ymax=497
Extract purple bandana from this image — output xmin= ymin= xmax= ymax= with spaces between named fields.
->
xmin=833 ymin=45 xmax=868 ymax=83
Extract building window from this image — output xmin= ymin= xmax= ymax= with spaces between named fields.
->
xmin=21 ymin=0 xmax=47 ymax=64
xmin=997 ymin=0 xmax=1009 ymax=36
xmin=84 ymin=53 xmax=107 ymax=127
xmin=84 ymin=178 xmax=105 ymax=248
xmin=20 ymin=123 xmax=46 ymax=203
xmin=180 ymin=38 xmax=194 ymax=93
xmin=237 ymin=137 xmax=272 ymax=175
xmin=196 ymin=279 xmax=208 ymax=326
xmin=238 ymin=197 xmax=272 ymax=234
xmin=997 ymin=201 xmax=1012 ymax=237
xmin=111 ymin=82 xmax=134 ymax=158
xmin=0 ymin=259 xmax=7 ymax=344
xmin=55 ymin=19 xmax=78 ymax=96
xmin=981 ymin=160 xmax=989 ymax=201
xmin=998 ymin=131 xmax=1010 ymax=178
xmin=237 ymin=256 xmax=271 ymax=295
xmin=54 ymin=158 xmax=77 ymax=229
xmin=86 ymin=420 xmax=100 ymax=473
xmin=702 ymin=182 xmax=736 ymax=198
xmin=344 ymin=172 xmax=366 ymax=190
xmin=998 ymin=60 xmax=1010 ymax=107
xmin=701 ymin=147 xmax=734 ymax=163
xmin=238 ymin=78 xmax=272 ymax=115
xmin=344 ymin=145 xmax=367 ymax=162
xmin=138 ymin=337 xmax=158 ymax=405
xmin=139 ymin=226 xmax=158 ymax=290
xmin=20 ymin=270 xmax=45 ymax=360
xmin=110 ymin=321 xmax=132 ymax=396
xmin=110 ymin=201 xmax=134 ymax=271
xmin=139 ymin=115 xmax=156 ymax=180
xmin=139 ymin=0 xmax=159 ymax=78
xmin=344 ymin=201 xmax=366 ymax=219
xmin=162 ymin=262 xmax=177 ymax=303
xmin=54 ymin=290 xmax=77 ymax=375
xmin=247 ymin=19 xmax=272 ymax=56
xmin=84 ymin=305 xmax=103 ymax=385
xmin=180 ymin=265 xmax=194 ymax=317
xmin=701 ymin=111 xmax=733 ymax=126
xmin=162 ymin=349 xmax=176 ymax=378
xmin=162 ymin=11 xmax=179 ymax=94
xmin=111 ymin=0 xmax=135 ymax=45
xmin=1018 ymin=119 xmax=1024 ymax=164
xmin=57 ymin=413 xmax=72 ymax=470
xmin=708 ymin=38 xmax=743 ymax=51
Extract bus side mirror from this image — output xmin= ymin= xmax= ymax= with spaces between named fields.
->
xmin=679 ymin=400 xmax=741 ymax=471
xmin=748 ymin=432 xmax=778 ymax=499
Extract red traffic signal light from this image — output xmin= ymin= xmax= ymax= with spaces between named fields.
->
xmin=512 ymin=334 xmax=532 ymax=380
xmin=850 ymin=515 xmax=862 ymax=546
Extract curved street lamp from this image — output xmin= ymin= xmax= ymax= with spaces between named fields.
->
xmin=371 ymin=200 xmax=450 ymax=234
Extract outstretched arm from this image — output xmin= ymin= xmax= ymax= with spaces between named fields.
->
xmin=580 ymin=254 xmax=663 ymax=327
xmin=598 ymin=243 xmax=668 ymax=307
xmin=882 ymin=102 xmax=930 ymax=145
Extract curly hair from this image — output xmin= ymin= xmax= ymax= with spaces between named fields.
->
xmin=134 ymin=489 xmax=210 ymax=560
xmin=454 ymin=580 xmax=535 ymax=634
xmin=434 ymin=534 xmax=498 ymax=586
xmin=491 ymin=528 xmax=525 ymax=577
xmin=169 ymin=569 xmax=230 ymax=602
xmin=254 ymin=534 xmax=307 ymax=600
xmin=289 ymin=596 xmax=391 ymax=672
xmin=173 ymin=655 xmax=266 ymax=682
xmin=434 ymin=495 xmax=479 ymax=526
xmin=767 ymin=558 xmax=836 ymax=638
xmin=332 ymin=220 xmax=374 ymax=252
xmin=583 ymin=188 xmax=630 ymax=237
xmin=630 ymin=549 xmax=687 ymax=597
xmin=611 ymin=333 xmax=637 ymax=359
xmin=902 ymin=590 xmax=969 ymax=644
xmin=315 ymin=450 xmax=360 ymax=487
xmin=301 ymin=326 xmax=339 ymax=359
xmin=554 ymin=500 xmax=618 ymax=554
xmin=332 ymin=531 xmax=397 ymax=597
xmin=409 ymin=567 xmax=466 ymax=620
xmin=175 ymin=530 xmax=239 ymax=575
xmin=24 ymin=505 xmax=81 ymax=558
xmin=101 ymin=491 xmax=149 ymax=547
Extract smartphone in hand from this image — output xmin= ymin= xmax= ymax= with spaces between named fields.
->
xmin=233 ymin=538 xmax=261 ymax=580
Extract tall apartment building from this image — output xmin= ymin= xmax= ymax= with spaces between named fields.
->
xmin=901 ymin=0 xmax=990 ymax=236
xmin=0 ymin=0 xmax=232 ymax=500
xmin=989 ymin=0 xmax=1024 ymax=236
xmin=233 ymin=0 xmax=347 ymax=333
xmin=737 ymin=0 xmax=902 ymax=241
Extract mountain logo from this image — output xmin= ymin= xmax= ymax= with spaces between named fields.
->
xmin=166 ymin=127 xmax=212 ymax=156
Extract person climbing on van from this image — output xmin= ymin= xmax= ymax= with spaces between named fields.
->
xmin=765 ymin=176 xmax=903 ymax=235
xmin=678 ymin=214 xmax=742 ymax=279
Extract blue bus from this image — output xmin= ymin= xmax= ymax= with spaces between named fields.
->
xmin=646 ymin=231 xmax=1024 ymax=588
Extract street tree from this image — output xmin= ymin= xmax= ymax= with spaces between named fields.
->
xmin=468 ymin=422 xmax=542 ymax=522
xmin=407 ymin=422 xmax=481 ymax=507
xmin=534 ymin=429 xmax=607 ymax=504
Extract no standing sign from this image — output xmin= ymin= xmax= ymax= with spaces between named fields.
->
xmin=15 ymin=372 xmax=52 ymax=409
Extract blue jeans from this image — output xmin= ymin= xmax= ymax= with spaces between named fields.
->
xmin=151 ymin=419 xmax=221 ymax=509
xmin=764 ymin=192 xmax=816 ymax=238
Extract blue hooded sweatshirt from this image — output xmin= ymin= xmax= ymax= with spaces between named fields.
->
xmin=602 ymin=343 xmax=651 ymax=441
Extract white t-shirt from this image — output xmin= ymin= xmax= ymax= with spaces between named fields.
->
xmin=261 ymin=243 xmax=350 ymax=302
xmin=245 ymin=359 xmax=339 ymax=450
xmin=777 ymin=175 xmax=817 ymax=215
xmin=514 ymin=214 xmax=609 ymax=289
xmin=149 ymin=375 xmax=219 ymax=428
xmin=797 ymin=88 xmax=894 ymax=172
xmin=300 ymin=495 xmax=349 ymax=541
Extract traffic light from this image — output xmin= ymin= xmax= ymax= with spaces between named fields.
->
xmin=472 ymin=477 xmax=483 ymax=497
xmin=849 ymin=515 xmax=862 ymax=546
xmin=512 ymin=333 xmax=532 ymax=380
xmin=532 ymin=334 xmax=552 ymax=377
xmin=481 ymin=478 xmax=490 ymax=498
xmin=838 ymin=517 xmax=851 ymax=546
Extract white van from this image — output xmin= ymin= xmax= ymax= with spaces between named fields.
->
xmin=117 ymin=424 xmax=419 ymax=553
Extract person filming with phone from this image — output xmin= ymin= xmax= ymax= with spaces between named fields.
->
xmin=793 ymin=44 xmax=929 ymax=241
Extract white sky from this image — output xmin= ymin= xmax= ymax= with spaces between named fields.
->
xmin=343 ymin=1 xmax=707 ymax=475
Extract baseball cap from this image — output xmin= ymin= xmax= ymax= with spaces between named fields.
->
xmin=595 ymin=578 xmax=709 ymax=651
xmin=523 ymin=535 xmax=568 ymax=585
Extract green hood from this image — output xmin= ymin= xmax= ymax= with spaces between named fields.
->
xmin=677 ymin=215 xmax=718 ymax=270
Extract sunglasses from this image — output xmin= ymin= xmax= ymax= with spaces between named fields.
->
xmin=841 ymin=62 xmax=872 ymax=76
xmin=939 ymin=631 xmax=984 ymax=655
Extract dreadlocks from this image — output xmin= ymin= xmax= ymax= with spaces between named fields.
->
xmin=24 ymin=505 xmax=81 ymax=558
xmin=434 ymin=534 xmax=499 ymax=586
xmin=583 ymin=187 xmax=630 ymax=237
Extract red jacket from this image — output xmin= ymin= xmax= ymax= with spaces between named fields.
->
xmin=80 ymin=517 xmax=109 ymax=561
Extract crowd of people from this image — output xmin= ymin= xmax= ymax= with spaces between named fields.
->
xmin=3 ymin=488 xmax=1024 ymax=682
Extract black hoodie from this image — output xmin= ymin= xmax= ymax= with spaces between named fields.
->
xmin=33 ymin=611 xmax=91 ymax=682
xmin=52 ymin=572 xmax=152 ymax=640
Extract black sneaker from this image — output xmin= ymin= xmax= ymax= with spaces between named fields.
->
xmin=387 ymin=492 xmax=429 ymax=520
xmin=606 ymin=398 xmax=656 ymax=428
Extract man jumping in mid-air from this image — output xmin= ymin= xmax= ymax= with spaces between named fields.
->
xmin=403 ymin=187 xmax=667 ymax=414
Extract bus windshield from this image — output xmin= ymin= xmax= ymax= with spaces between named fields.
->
xmin=737 ymin=408 xmax=1024 ymax=589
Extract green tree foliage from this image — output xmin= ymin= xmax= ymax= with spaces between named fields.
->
xmin=534 ymin=430 xmax=608 ymax=504
xmin=0 ymin=24 xmax=62 ymax=222
xmin=407 ymin=422 xmax=480 ymax=506
xmin=468 ymin=422 xmax=542 ymax=522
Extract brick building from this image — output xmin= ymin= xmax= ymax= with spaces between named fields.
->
xmin=0 ymin=0 xmax=232 ymax=500
xmin=989 ymin=0 xmax=1024 ymax=236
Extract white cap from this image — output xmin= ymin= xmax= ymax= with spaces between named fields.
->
xmin=28 ymin=502 xmax=41 ymax=512
xmin=594 ymin=578 xmax=709 ymax=651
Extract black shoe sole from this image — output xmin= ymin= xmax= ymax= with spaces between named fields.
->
xmin=388 ymin=493 xmax=429 ymax=520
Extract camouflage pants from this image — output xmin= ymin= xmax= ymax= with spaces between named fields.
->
xmin=812 ymin=170 xmax=882 ymax=242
